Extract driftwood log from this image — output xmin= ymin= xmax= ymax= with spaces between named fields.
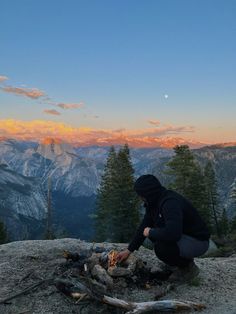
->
xmin=103 ymin=296 xmax=206 ymax=313
xmin=55 ymin=278 xmax=206 ymax=313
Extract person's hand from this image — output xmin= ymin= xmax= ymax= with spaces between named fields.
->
xmin=143 ymin=227 xmax=151 ymax=237
xmin=117 ymin=249 xmax=131 ymax=263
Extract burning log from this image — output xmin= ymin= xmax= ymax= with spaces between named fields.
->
xmin=108 ymin=250 xmax=119 ymax=267
xmin=107 ymin=249 xmax=140 ymax=278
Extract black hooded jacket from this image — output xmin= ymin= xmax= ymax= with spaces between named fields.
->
xmin=128 ymin=175 xmax=210 ymax=252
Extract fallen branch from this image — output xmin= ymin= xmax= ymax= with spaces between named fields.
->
xmin=0 ymin=277 xmax=54 ymax=305
xmin=17 ymin=271 xmax=35 ymax=285
xmin=55 ymin=278 xmax=206 ymax=313
xmin=103 ymin=296 xmax=206 ymax=313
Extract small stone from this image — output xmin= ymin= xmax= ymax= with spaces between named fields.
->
xmin=87 ymin=252 xmax=101 ymax=270
xmin=114 ymin=278 xmax=128 ymax=289
xmin=131 ymin=275 xmax=138 ymax=283
xmin=151 ymin=266 xmax=162 ymax=274
xmin=121 ymin=254 xmax=146 ymax=274
xmin=93 ymin=247 xmax=106 ymax=253
xmin=107 ymin=266 xmax=131 ymax=277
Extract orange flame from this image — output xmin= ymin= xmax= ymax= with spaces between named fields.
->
xmin=108 ymin=250 xmax=119 ymax=268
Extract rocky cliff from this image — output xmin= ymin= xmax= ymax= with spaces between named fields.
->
xmin=0 ymin=164 xmax=47 ymax=240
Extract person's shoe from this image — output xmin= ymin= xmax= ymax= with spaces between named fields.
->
xmin=151 ymin=263 xmax=177 ymax=280
xmin=168 ymin=261 xmax=200 ymax=283
xmin=159 ymin=262 xmax=178 ymax=273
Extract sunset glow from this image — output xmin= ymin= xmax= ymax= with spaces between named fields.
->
xmin=0 ymin=119 xmax=204 ymax=148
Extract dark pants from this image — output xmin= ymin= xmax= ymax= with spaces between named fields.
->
xmin=154 ymin=234 xmax=209 ymax=267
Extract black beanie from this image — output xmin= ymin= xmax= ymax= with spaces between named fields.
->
xmin=134 ymin=174 xmax=162 ymax=199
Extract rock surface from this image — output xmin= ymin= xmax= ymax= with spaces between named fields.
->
xmin=0 ymin=239 xmax=236 ymax=314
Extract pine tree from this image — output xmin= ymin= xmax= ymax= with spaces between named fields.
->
xmin=219 ymin=208 xmax=229 ymax=236
xmin=110 ymin=144 xmax=140 ymax=242
xmin=166 ymin=145 xmax=196 ymax=197
xmin=95 ymin=144 xmax=140 ymax=242
xmin=0 ymin=221 xmax=7 ymax=244
xmin=204 ymin=161 xmax=221 ymax=236
xmin=166 ymin=145 xmax=209 ymax=221
xmin=95 ymin=146 xmax=117 ymax=241
xmin=229 ymin=182 xmax=236 ymax=233
xmin=230 ymin=216 xmax=236 ymax=233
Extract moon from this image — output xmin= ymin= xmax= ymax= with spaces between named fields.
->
xmin=164 ymin=94 xmax=169 ymax=99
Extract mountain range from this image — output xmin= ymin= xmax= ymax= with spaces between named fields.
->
xmin=0 ymin=138 xmax=236 ymax=240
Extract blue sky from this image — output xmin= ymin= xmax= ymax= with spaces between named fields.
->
xmin=0 ymin=0 xmax=235 ymax=145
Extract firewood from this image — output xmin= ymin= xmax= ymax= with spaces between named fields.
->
xmin=107 ymin=266 xmax=131 ymax=277
xmin=91 ymin=264 xmax=113 ymax=287
xmin=55 ymin=278 xmax=206 ymax=313
xmin=103 ymin=296 xmax=206 ymax=313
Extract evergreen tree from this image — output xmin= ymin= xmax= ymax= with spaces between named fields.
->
xmin=230 ymin=216 xmax=236 ymax=233
xmin=95 ymin=146 xmax=117 ymax=241
xmin=0 ymin=221 xmax=7 ymax=244
xmin=95 ymin=144 xmax=140 ymax=242
xmin=166 ymin=145 xmax=196 ymax=196
xmin=229 ymin=182 xmax=236 ymax=233
xmin=166 ymin=145 xmax=209 ymax=221
xmin=219 ymin=208 xmax=229 ymax=236
xmin=204 ymin=161 xmax=221 ymax=236
xmin=230 ymin=183 xmax=236 ymax=201
xmin=110 ymin=144 xmax=140 ymax=242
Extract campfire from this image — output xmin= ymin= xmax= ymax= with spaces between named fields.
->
xmin=62 ymin=246 xmax=168 ymax=291
xmin=55 ymin=245 xmax=206 ymax=313
xmin=108 ymin=250 xmax=119 ymax=268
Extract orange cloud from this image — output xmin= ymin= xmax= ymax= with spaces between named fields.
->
xmin=1 ymin=86 xmax=45 ymax=99
xmin=0 ymin=75 xmax=9 ymax=82
xmin=57 ymin=103 xmax=84 ymax=109
xmin=44 ymin=109 xmax=61 ymax=116
xmin=0 ymin=119 xmax=204 ymax=148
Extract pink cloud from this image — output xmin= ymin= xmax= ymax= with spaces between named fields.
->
xmin=57 ymin=103 xmax=84 ymax=109
xmin=43 ymin=109 xmax=61 ymax=116
xmin=0 ymin=75 xmax=9 ymax=82
xmin=1 ymin=86 xmax=45 ymax=99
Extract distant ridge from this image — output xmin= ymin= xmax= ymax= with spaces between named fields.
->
xmin=207 ymin=142 xmax=236 ymax=148
xmin=1 ymin=136 xmax=236 ymax=150
xmin=0 ymin=136 xmax=206 ymax=149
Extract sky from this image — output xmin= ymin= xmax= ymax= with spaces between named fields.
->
xmin=0 ymin=0 xmax=235 ymax=147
